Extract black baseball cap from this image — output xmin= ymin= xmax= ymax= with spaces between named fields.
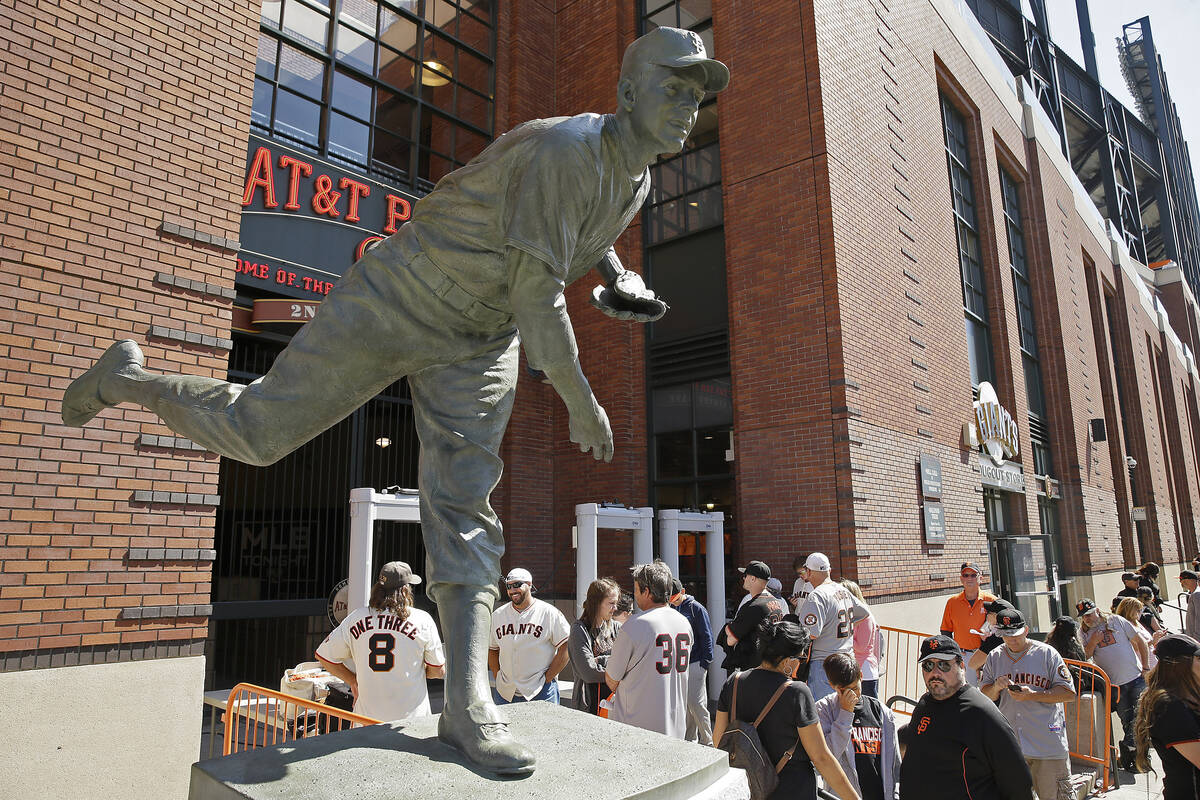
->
xmin=983 ymin=598 xmax=1014 ymax=613
xmin=1075 ymin=598 xmax=1098 ymax=617
xmin=1180 ymin=570 xmax=1199 ymax=580
xmin=738 ymin=561 xmax=771 ymax=580
xmin=1154 ymin=634 xmax=1200 ymax=660
xmin=993 ymin=608 xmax=1028 ymax=636
xmin=918 ymin=634 xmax=962 ymax=663
xmin=1121 ymin=571 xmax=1139 ymax=581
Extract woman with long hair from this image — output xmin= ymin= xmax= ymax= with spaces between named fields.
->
xmin=1133 ymin=634 xmax=1200 ymax=798
xmin=713 ymin=620 xmax=860 ymax=800
xmin=1117 ymin=597 xmax=1158 ymax=671
xmin=1136 ymin=586 xmax=1165 ymax=634
xmin=569 ymin=577 xmax=621 ymax=715
xmin=1139 ymin=562 xmax=1164 ymax=609
xmin=840 ymin=579 xmax=881 ymax=699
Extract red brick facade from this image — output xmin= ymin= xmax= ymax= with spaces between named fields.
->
xmin=3 ymin=0 xmax=1199 ymax=672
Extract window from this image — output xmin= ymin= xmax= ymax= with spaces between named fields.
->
xmin=253 ymin=0 xmax=495 ymax=191
xmin=940 ymin=95 xmax=994 ymax=387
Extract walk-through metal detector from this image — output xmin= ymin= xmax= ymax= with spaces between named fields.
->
xmin=573 ymin=503 xmax=654 ymax=616
xmin=658 ymin=509 xmax=726 ymax=699
xmin=348 ymin=487 xmax=421 ymax=612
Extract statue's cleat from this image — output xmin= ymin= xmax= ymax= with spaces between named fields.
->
xmin=61 ymin=339 xmax=144 ymax=426
xmin=437 ymin=711 xmax=536 ymax=776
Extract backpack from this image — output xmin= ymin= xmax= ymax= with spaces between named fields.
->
xmin=717 ymin=673 xmax=798 ymax=800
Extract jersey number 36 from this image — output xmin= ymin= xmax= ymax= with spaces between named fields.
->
xmin=654 ymin=632 xmax=691 ymax=674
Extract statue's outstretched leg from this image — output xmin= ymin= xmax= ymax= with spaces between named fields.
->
xmin=409 ymin=333 xmax=534 ymax=775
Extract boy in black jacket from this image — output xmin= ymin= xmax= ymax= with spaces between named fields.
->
xmin=899 ymin=635 xmax=1033 ymax=800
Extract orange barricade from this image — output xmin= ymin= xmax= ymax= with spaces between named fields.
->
xmin=222 ymin=683 xmax=381 ymax=756
xmin=1061 ymin=659 xmax=1116 ymax=794
xmin=878 ymin=626 xmax=928 ymax=716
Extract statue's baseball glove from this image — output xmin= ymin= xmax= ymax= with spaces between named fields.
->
xmin=590 ymin=271 xmax=668 ymax=322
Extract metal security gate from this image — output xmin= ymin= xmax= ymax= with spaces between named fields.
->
xmin=205 ymin=334 xmax=422 ymax=690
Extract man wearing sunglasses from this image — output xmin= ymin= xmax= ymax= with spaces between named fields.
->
xmin=899 ymin=635 xmax=1032 ymax=800
xmin=488 ymin=568 xmax=570 ymax=707
xmin=939 ymin=562 xmax=995 ymax=686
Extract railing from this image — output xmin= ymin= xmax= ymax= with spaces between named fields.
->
xmin=1062 ymin=659 xmax=1116 ymax=794
xmin=879 ymin=627 xmax=1116 ymax=794
xmin=222 ymin=683 xmax=380 ymax=756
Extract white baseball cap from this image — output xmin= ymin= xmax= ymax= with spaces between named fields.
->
xmin=805 ymin=553 xmax=831 ymax=572
xmin=505 ymin=568 xmax=533 ymax=585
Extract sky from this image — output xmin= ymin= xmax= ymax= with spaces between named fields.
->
xmin=1037 ymin=0 xmax=1200 ymax=200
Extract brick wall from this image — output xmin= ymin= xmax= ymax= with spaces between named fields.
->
xmin=0 ymin=0 xmax=258 ymax=666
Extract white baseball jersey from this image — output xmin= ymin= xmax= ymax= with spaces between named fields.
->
xmin=606 ymin=604 xmax=691 ymax=738
xmin=980 ymin=639 xmax=1073 ymax=758
xmin=799 ymin=580 xmax=869 ymax=660
xmin=489 ymin=598 xmax=570 ymax=701
xmin=315 ymin=605 xmax=444 ymax=722
xmin=792 ymin=578 xmax=813 ymax=604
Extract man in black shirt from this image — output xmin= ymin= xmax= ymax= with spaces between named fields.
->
xmin=719 ymin=560 xmax=787 ymax=671
xmin=899 ymin=635 xmax=1032 ymax=800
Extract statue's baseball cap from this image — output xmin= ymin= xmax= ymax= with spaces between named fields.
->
xmin=738 ymin=560 xmax=771 ymax=580
xmin=1154 ymin=633 xmax=1200 ymax=660
xmin=621 ymin=27 xmax=730 ymax=93
xmin=378 ymin=561 xmax=422 ymax=588
xmin=918 ymin=634 xmax=963 ymax=663
xmin=805 ymin=552 xmax=832 ymax=572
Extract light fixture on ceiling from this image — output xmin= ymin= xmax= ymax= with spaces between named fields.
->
xmin=375 ymin=437 xmax=392 ymax=448
xmin=411 ymin=2 xmax=452 ymax=87
xmin=688 ymin=201 xmax=700 ymax=208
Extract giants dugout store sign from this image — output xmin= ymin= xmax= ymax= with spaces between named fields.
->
xmin=236 ymin=133 xmax=420 ymax=301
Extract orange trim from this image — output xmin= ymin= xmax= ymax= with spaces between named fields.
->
xmin=221 ymin=682 xmax=379 ymax=756
xmin=961 ymin=747 xmax=974 ymax=800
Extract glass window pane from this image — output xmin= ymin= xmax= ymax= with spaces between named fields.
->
xmin=458 ymin=9 xmax=491 ymax=54
xmin=329 ymin=112 xmax=369 ymax=165
xmin=373 ymin=127 xmax=412 ymax=173
xmin=455 ymin=126 xmax=488 ymax=165
xmin=340 ymin=0 xmax=377 ymax=35
xmin=251 ymin=78 xmax=274 ymax=127
xmin=256 ymin=34 xmax=278 ymax=78
xmin=425 ymin=150 xmax=454 ymax=183
xmin=688 ymin=104 xmax=719 ymax=149
xmin=274 ymin=89 xmax=321 ymax=145
xmin=456 ymin=47 xmax=490 ymax=96
xmin=693 ymin=379 xmax=732 ymax=427
xmin=655 ymin=156 xmax=684 ymax=200
xmin=332 ymin=70 xmax=372 ymax=118
xmin=282 ymin=0 xmax=330 ymax=51
xmin=652 ymin=385 xmax=692 ymax=434
xmin=378 ymin=45 xmax=418 ymax=93
xmin=378 ymin=7 xmax=417 ymax=55
xmin=278 ymin=44 xmax=325 ymax=100
xmin=656 ymin=431 xmax=694 ymax=479
xmin=679 ymin=0 xmax=713 ymax=26
xmin=376 ymin=90 xmax=415 ymax=135
xmin=454 ymin=87 xmax=491 ymax=132
xmin=656 ymin=483 xmax=694 ymax=509
xmin=646 ymin=3 xmax=677 ymax=29
xmin=336 ymin=24 xmax=374 ymax=73
xmin=262 ymin=0 xmax=282 ymax=28
xmin=426 ymin=0 xmax=457 ymax=35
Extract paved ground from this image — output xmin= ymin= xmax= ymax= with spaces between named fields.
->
xmin=1103 ymin=754 xmax=1166 ymax=799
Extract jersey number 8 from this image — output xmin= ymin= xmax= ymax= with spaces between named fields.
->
xmin=368 ymin=632 xmax=395 ymax=672
xmin=654 ymin=632 xmax=691 ymax=674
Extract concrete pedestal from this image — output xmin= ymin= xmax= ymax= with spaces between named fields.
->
xmin=191 ymin=702 xmax=747 ymax=800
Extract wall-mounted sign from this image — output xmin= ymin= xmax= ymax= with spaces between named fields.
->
xmin=973 ymin=381 xmax=1019 ymax=466
xmin=1132 ymin=506 xmax=1148 ymax=521
xmin=327 ymin=578 xmax=349 ymax=626
xmin=237 ymin=134 xmax=420 ymax=301
xmin=923 ymin=502 xmax=946 ymax=544
xmin=920 ymin=454 xmax=943 ymax=498
xmin=981 ymin=459 xmax=1025 ymax=492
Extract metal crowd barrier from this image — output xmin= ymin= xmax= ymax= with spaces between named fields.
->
xmin=222 ymin=683 xmax=381 ymax=756
xmin=879 ymin=627 xmax=1117 ymax=793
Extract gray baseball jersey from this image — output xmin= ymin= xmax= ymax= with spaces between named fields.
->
xmin=606 ymin=605 xmax=691 ymax=738
xmin=1185 ymin=589 xmax=1200 ymax=641
xmin=980 ymin=639 xmax=1073 ymax=758
xmin=799 ymin=581 xmax=870 ymax=660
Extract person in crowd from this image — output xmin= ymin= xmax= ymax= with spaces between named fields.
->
xmin=979 ymin=609 xmax=1076 ymax=800
xmin=1180 ymin=570 xmax=1200 ymax=640
xmin=1116 ymin=597 xmax=1159 ymax=671
xmin=1133 ymin=634 xmax=1200 ymax=799
xmin=613 ymin=591 xmax=635 ymax=625
xmin=1191 ymin=556 xmax=1200 ymax=573
xmin=1139 ymin=562 xmax=1164 ymax=609
xmin=791 ymin=555 xmax=814 ymax=612
xmin=840 ymin=579 xmax=882 ymax=699
xmin=669 ymin=577 xmax=715 ymax=745
xmin=606 ymin=561 xmax=692 ymax=737
xmin=766 ymin=577 xmax=786 ymax=601
xmin=569 ymin=577 xmax=621 ymax=715
xmin=315 ymin=561 xmax=445 ymax=721
xmin=815 ymin=652 xmax=900 ymax=800
xmin=1078 ymin=597 xmax=1151 ymax=771
xmin=966 ymin=597 xmax=1014 ymax=680
xmin=714 ymin=621 xmax=861 ymax=800
xmin=939 ymin=562 xmax=996 ymax=686
xmin=720 ymin=560 xmax=787 ymax=672
xmin=798 ymin=553 xmax=869 ymax=701
xmin=1116 ymin=570 xmax=1143 ymax=605
xmin=488 ymin=568 xmax=570 ymax=705
xmin=1136 ymin=586 xmax=1165 ymax=634
xmin=897 ymin=635 xmax=1032 ymax=799
xmin=1045 ymin=616 xmax=1087 ymax=662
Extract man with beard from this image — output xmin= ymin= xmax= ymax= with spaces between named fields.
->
xmin=489 ymin=568 xmax=570 ymax=705
xmin=899 ymin=635 xmax=1032 ymax=800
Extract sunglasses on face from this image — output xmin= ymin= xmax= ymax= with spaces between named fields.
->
xmin=506 ymin=582 xmax=527 ymax=590
xmin=961 ymin=573 xmax=979 ymax=579
xmin=922 ymin=659 xmax=955 ymax=673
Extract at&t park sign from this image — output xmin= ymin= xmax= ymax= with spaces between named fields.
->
xmin=236 ymin=134 xmax=420 ymax=301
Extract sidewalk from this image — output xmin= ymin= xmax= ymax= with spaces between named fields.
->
xmin=1102 ymin=754 xmax=1166 ymax=799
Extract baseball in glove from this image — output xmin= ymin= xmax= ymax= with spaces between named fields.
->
xmin=590 ymin=270 xmax=668 ymax=322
